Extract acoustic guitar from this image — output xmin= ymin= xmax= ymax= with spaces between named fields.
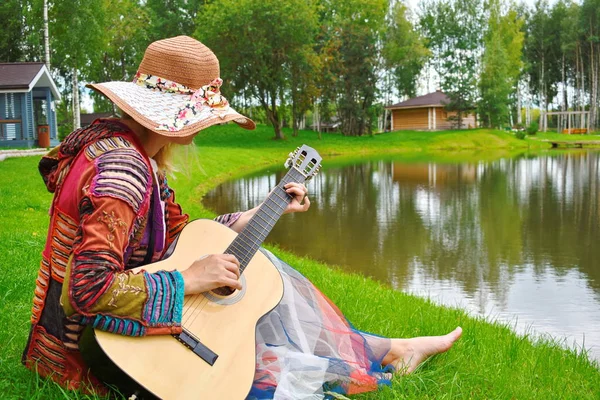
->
xmin=83 ymin=145 xmax=322 ymax=399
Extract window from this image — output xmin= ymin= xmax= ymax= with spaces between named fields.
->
xmin=1 ymin=93 xmax=23 ymax=140
xmin=3 ymin=93 xmax=21 ymax=119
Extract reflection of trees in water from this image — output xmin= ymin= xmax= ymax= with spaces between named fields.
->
xmin=202 ymin=152 xmax=600 ymax=303
xmin=518 ymin=152 xmax=600 ymax=292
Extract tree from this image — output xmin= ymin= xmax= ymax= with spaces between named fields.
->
xmin=479 ymin=28 xmax=511 ymax=128
xmin=524 ymin=0 xmax=561 ymax=126
xmin=552 ymin=0 xmax=579 ymax=113
xmin=0 ymin=0 xmax=45 ymax=62
xmin=320 ymin=0 xmax=388 ymax=136
xmin=289 ymin=49 xmax=321 ymax=137
xmin=196 ymin=0 xmax=319 ymax=140
xmin=89 ymin=0 xmax=150 ymax=114
xmin=479 ymin=0 xmax=524 ymax=128
xmin=21 ymin=0 xmax=46 ymax=63
xmin=0 ymin=0 xmax=25 ymax=62
xmin=43 ymin=0 xmax=50 ymax=68
xmin=420 ymin=0 xmax=484 ymax=128
xmin=50 ymin=0 xmax=105 ymax=129
xmin=580 ymin=0 xmax=600 ymax=130
xmin=383 ymin=1 xmax=429 ymax=99
xmin=382 ymin=1 xmax=429 ymax=131
xmin=146 ymin=0 xmax=204 ymax=41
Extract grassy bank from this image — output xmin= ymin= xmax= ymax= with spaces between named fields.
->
xmin=0 ymin=126 xmax=598 ymax=399
xmin=534 ymin=131 xmax=600 ymax=141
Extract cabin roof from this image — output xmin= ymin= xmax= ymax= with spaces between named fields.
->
xmin=0 ymin=62 xmax=61 ymax=99
xmin=387 ymin=90 xmax=449 ymax=109
xmin=0 ymin=63 xmax=46 ymax=89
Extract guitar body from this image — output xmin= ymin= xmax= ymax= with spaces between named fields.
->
xmin=93 ymin=219 xmax=284 ymax=399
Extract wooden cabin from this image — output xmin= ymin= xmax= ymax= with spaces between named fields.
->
xmin=0 ymin=63 xmax=61 ymax=148
xmin=386 ymin=91 xmax=476 ymax=131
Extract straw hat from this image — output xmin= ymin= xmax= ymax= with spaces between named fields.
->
xmin=87 ymin=36 xmax=255 ymax=137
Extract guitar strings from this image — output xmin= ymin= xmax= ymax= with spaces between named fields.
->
xmin=180 ymin=175 xmax=298 ymax=328
xmin=182 ymin=294 xmax=206 ymax=326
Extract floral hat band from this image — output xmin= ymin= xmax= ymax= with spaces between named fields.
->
xmin=88 ymin=36 xmax=255 ymax=137
xmin=133 ymin=72 xmax=231 ymax=132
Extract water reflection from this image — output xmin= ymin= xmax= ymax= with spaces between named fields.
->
xmin=203 ymin=151 xmax=600 ymax=358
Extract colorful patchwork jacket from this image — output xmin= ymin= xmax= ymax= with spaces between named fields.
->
xmin=22 ymin=119 xmax=241 ymax=392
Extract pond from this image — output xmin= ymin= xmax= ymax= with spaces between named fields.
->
xmin=203 ymin=150 xmax=600 ymax=360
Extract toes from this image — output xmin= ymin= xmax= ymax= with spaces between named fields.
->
xmin=449 ymin=327 xmax=463 ymax=341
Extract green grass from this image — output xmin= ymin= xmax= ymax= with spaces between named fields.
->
xmin=532 ymin=131 xmax=600 ymax=141
xmin=1 ymin=126 xmax=598 ymax=399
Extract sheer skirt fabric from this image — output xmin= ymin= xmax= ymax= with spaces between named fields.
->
xmin=250 ymin=250 xmax=392 ymax=400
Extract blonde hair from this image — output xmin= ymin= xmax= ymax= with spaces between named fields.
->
xmin=154 ymin=142 xmax=176 ymax=173
xmin=118 ymin=111 xmax=177 ymax=173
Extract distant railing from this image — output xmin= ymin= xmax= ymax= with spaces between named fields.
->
xmin=0 ymin=119 xmax=23 ymax=141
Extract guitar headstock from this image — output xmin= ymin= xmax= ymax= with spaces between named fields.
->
xmin=284 ymin=145 xmax=322 ymax=182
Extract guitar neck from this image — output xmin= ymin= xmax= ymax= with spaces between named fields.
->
xmin=224 ymin=167 xmax=306 ymax=273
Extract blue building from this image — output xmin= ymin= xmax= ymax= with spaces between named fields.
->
xmin=0 ymin=62 xmax=61 ymax=148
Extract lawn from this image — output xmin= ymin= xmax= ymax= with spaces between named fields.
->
xmin=532 ymin=130 xmax=600 ymax=142
xmin=0 ymin=125 xmax=598 ymax=399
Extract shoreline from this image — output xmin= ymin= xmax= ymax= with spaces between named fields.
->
xmin=176 ymin=126 xmax=600 ymax=398
xmin=0 ymin=126 xmax=598 ymax=399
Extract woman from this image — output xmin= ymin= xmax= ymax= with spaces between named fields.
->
xmin=23 ymin=36 xmax=461 ymax=399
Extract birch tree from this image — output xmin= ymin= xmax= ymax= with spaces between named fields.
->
xmin=43 ymin=0 xmax=50 ymax=69
xmin=524 ymin=0 xmax=561 ymax=129
xmin=51 ymin=0 xmax=105 ymax=129
xmin=581 ymin=0 xmax=600 ymax=130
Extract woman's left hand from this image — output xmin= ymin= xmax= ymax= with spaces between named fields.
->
xmin=283 ymin=182 xmax=310 ymax=214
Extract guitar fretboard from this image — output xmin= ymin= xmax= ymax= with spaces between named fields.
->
xmin=224 ymin=167 xmax=306 ymax=273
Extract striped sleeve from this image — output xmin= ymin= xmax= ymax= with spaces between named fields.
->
xmin=61 ymin=149 xmax=184 ymax=336
xmin=214 ymin=212 xmax=243 ymax=228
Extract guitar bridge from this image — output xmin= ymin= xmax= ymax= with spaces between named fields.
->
xmin=173 ymin=329 xmax=218 ymax=366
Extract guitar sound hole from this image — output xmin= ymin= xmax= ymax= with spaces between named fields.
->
xmin=212 ymin=286 xmax=235 ymax=296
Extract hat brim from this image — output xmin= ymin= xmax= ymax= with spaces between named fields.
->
xmin=87 ymin=81 xmax=255 ymax=137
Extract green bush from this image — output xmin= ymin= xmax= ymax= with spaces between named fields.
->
xmin=515 ymin=130 xmax=526 ymax=140
xmin=527 ymin=121 xmax=539 ymax=135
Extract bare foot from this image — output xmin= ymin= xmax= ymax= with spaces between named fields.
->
xmin=383 ymin=327 xmax=463 ymax=374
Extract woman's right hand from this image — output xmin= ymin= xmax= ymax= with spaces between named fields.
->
xmin=180 ymin=254 xmax=242 ymax=295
